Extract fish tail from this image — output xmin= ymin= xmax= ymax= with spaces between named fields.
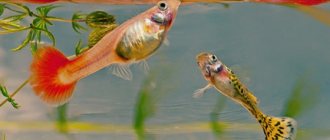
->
xmin=257 ymin=113 xmax=297 ymax=140
xmin=30 ymin=46 xmax=77 ymax=106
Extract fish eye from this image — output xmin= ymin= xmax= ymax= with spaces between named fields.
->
xmin=158 ymin=1 xmax=168 ymax=11
xmin=210 ymin=55 xmax=217 ymax=62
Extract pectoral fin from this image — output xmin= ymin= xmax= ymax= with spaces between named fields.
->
xmin=139 ymin=60 xmax=150 ymax=74
xmin=110 ymin=64 xmax=133 ymax=80
xmin=193 ymin=84 xmax=213 ymax=98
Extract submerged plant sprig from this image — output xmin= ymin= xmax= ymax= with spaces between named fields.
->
xmin=0 ymin=84 xmax=20 ymax=109
xmin=0 ymin=2 xmax=87 ymax=53
xmin=72 ymin=12 xmax=87 ymax=33
xmin=0 ymin=79 xmax=30 ymax=109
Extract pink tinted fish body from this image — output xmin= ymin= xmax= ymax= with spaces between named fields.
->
xmin=30 ymin=0 xmax=181 ymax=106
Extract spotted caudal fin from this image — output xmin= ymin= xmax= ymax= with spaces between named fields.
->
xmin=259 ymin=114 xmax=297 ymax=140
xmin=30 ymin=46 xmax=77 ymax=106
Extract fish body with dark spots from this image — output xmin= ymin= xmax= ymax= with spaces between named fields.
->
xmin=194 ymin=52 xmax=297 ymax=140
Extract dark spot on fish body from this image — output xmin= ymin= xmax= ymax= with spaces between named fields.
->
xmin=229 ymin=69 xmax=234 ymax=74
xmin=267 ymin=131 xmax=270 ymax=136
xmin=275 ymin=122 xmax=281 ymax=126
xmin=237 ymin=84 xmax=241 ymax=89
xmin=275 ymin=133 xmax=282 ymax=138
xmin=278 ymin=129 xmax=284 ymax=134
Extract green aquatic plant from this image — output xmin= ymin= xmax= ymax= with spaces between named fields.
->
xmin=0 ymin=2 xmax=86 ymax=53
xmin=56 ymin=104 xmax=69 ymax=133
xmin=281 ymin=75 xmax=320 ymax=140
xmin=71 ymin=12 xmax=87 ymax=33
xmin=282 ymin=75 xmax=320 ymax=118
xmin=0 ymin=3 xmax=117 ymax=109
xmin=134 ymin=77 xmax=156 ymax=140
xmin=0 ymin=84 xmax=19 ymax=108
xmin=74 ymin=10 xmax=117 ymax=54
xmin=132 ymin=62 xmax=175 ymax=139
xmin=209 ymin=96 xmax=227 ymax=139
xmin=0 ymin=79 xmax=30 ymax=108
xmin=86 ymin=11 xmax=117 ymax=48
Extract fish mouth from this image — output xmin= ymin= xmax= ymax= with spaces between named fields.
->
xmin=164 ymin=0 xmax=181 ymax=29
xmin=151 ymin=11 xmax=173 ymax=26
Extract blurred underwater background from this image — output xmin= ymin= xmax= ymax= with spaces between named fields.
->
xmin=0 ymin=2 xmax=330 ymax=140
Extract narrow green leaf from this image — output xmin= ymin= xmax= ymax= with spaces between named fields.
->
xmin=43 ymin=29 xmax=55 ymax=46
xmin=36 ymin=5 xmax=59 ymax=16
xmin=0 ymin=4 xmax=4 ymax=16
xmin=30 ymin=29 xmax=37 ymax=41
xmin=4 ymin=3 xmax=29 ymax=13
xmin=19 ymin=4 xmax=31 ymax=14
xmin=32 ymin=18 xmax=41 ymax=26
xmin=72 ymin=12 xmax=87 ymax=33
xmin=11 ymin=29 xmax=32 ymax=51
xmin=0 ymin=84 xmax=20 ymax=109
xmin=7 ymin=97 xmax=19 ymax=109
xmin=3 ymin=14 xmax=26 ymax=22
xmin=0 ymin=85 xmax=9 ymax=97
xmin=30 ymin=41 xmax=38 ymax=54
xmin=33 ymin=26 xmax=56 ymax=46
xmin=0 ymin=20 xmax=24 ymax=30
xmin=74 ymin=39 xmax=86 ymax=55
xmin=37 ymin=31 xmax=42 ymax=42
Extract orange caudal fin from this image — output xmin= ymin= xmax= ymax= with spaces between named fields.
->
xmin=30 ymin=46 xmax=77 ymax=106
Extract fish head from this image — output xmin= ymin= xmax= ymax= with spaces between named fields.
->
xmin=196 ymin=52 xmax=229 ymax=82
xmin=114 ymin=0 xmax=180 ymax=62
xmin=150 ymin=0 xmax=181 ymax=30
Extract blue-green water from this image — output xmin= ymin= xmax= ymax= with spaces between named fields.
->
xmin=0 ymin=2 xmax=330 ymax=140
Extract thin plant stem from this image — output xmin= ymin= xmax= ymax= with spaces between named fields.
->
xmin=1 ymin=2 xmax=29 ymax=13
xmin=47 ymin=17 xmax=85 ymax=23
xmin=0 ymin=78 xmax=30 ymax=107
xmin=3 ymin=5 xmax=26 ymax=14
xmin=0 ymin=27 xmax=30 ymax=34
